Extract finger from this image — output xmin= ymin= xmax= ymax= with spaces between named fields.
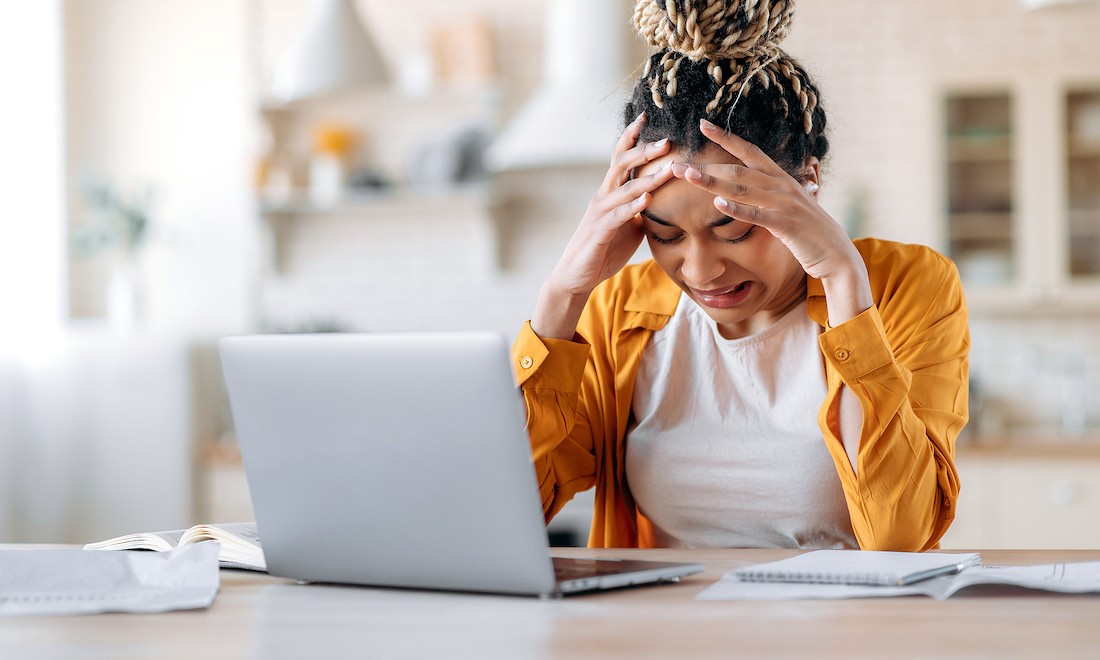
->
xmin=713 ymin=196 xmax=777 ymax=230
xmin=699 ymin=119 xmax=787 ymax=177
xmin=615 ymin=138 xmax=671 ymax=182
xmin=614 ymin=112 xmax=646 ymax=156
xmin=605 ymin=138 xmax=671 ymax=190
xmin=671 ymin=161 xmax=783 ymax=208
xmin=602 ymin=113 xmax=647 ymax=188
xmin=589 ymin=193 xmax=651 ymax=242
xmin=597 ymin=163 xmax=674 ymax=214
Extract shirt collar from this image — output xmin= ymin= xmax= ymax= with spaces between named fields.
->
xmin=622 ymin=260 xmax=830 ymax=330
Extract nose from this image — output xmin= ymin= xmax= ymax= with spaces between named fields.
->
xmin=679 ymin=238 xmax=726 ymax=287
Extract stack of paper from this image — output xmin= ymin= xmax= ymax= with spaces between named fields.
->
xmin=0 ymin=542 xmax=220 ymax=616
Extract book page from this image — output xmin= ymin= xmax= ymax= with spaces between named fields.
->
xmin=941 ymin=561 xmax=1100 ymax=597
xmin=83 ymin=530 xmax=186 ymax=553
xmin=179 ymin=522 xmax=265 ymax=571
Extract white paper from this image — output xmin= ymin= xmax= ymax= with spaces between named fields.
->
xmin=0 ymin=542 xmax=221 ymax=616
xmin=697 ymin=560 xmax=1100 ymax=601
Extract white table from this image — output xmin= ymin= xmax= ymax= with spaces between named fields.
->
xmin=2 ymin=548 xmax=1099 ymax=659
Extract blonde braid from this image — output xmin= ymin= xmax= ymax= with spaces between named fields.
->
xmin=632 ymin=1 xmax=821 ymax=140
xmin=634 ymin=0 xmax=795 ymax=62
xmin=633 ymin=1 xmax=816 ymax=130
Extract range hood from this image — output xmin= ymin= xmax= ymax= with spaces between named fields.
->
xmin=484 ymin=0 xmax=629 ymax=171
xmin=269 ymin=0 xmax=388 ymax=104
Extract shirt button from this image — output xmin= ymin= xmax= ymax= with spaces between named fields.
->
xmin=520 ymin=356 xmax=534 ymax=369
xmin=834 ymin=348 xmax=850 ymax=361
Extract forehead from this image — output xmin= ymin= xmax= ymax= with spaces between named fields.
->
xmin=634 ymin=143 xmax=746 ymax=178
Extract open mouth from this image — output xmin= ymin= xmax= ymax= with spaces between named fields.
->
xmin=690 ymin=281 xmax=753 ymax=308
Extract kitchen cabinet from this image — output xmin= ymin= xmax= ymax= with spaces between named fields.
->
xmin=941 ymin=442 xmax=1100 ymax=549
xmin=1067 ymin=90 xmax=1100 ymax=278
xmin=942 ymin=86 xmax=1100 ymax=313
xmin=945 ymin=93 xmax=1015 ymax=287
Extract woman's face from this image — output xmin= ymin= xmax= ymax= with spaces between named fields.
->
xmin=635 ymin=144 xmax=808 ymax=340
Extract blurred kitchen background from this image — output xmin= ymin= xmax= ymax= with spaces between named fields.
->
xmin=2 ymin=0 xmax=1099 ymax=548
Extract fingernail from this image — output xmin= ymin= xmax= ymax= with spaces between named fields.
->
xmin=654 ymin=138 xmax=669 ymax=148
xmin=685 ymin=167 xmax=703 ymax=181
xmin=671 ymin=162 xmax=688 ymax=176
xmin=700 ymin=119 xmax=717 ymax=131
xmin=635 ymin=112 xmax=646 ymax=124
xmin=804 ymin=182 xmax=820 ymax=194
xmin=716 ymin=197 xmax=730 ymax=209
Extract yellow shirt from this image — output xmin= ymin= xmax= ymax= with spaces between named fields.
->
xmin=511 ymin=238 xmax=969 ymax=551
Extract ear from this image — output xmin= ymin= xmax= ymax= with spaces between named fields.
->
xmin=802 ymin=156 xmax=821 ymax=196
xmin=803 ymin=156 xmax=820 ymax=185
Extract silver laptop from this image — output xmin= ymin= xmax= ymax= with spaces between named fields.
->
xmin=218 ymin=331 xmax=703 ymax=597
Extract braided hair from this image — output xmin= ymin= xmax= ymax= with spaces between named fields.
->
xmin=624 ymin=0 xmax=828 ymax=178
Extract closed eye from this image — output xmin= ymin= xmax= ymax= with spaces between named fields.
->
xmin=719 ymin=225 xmax=755 ymax=244
xmin=648 ymin=231 xmax=684 ymax=245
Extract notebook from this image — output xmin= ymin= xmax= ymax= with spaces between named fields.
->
xmin=732 ymin=550 xmax=982 ymax=586
xmin=218 ymin=331 xmax=703 ymax=597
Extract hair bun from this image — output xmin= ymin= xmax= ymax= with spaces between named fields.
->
xmin=633 ymin=0 xmax=796 ymax=62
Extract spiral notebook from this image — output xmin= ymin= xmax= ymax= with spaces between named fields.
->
xmin=733 ymin=550 xmax=982 ymax=587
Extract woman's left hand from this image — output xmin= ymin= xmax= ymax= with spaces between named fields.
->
xmin=673 ymin=119 xmax=862 ymax=285
xmin=674 ymin=118 xmax=874 ymax=326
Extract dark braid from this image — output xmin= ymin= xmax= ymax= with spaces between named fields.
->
xmin=624 ymin=0 xmax=828 ymax=179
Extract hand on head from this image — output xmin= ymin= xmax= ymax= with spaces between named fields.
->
xmin=663 ymin=118 xmax=860 ymax=283
xmin=544 ymin=112 xmax=676 ymax=302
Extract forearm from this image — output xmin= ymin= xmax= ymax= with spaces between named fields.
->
xmin=512 ymin=322 xmax=598 ymax=517
xmin=819 ymin=306 xmax=966 ymax=551
xmin=819 ymin=254 xmax=874 ymax=473
xmin=530 ymin=282 xmax=591 ymax=341
xmin=840 ymin=371 xmax=958 ymax=551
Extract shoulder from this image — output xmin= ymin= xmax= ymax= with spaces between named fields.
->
xmin=854 ymin=238 xmax=957 ymax=282
xmin=852 ymin=239 xmax=967 ymax=335
xmin=590 ymin=260 xmax=680 ymax=315
xmin=854 ymin=238 xmax=962 ymax=298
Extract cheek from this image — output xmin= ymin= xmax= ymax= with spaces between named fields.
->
xmin=645 ymin=236 xmax=675 ymax=266
xmin=754 ymin=235 xmax=803 ymax=280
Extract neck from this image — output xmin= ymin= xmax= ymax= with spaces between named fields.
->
xmin=715 ymin=275 xmax=807 ymax=340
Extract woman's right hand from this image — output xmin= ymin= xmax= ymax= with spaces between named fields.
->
xmin=531 ymin=114 xmax=675 ymax=340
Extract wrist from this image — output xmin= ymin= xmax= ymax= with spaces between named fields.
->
xmin=819 ymin=260 xmax=873 ymax=328
xmin=531 ymin=282 xmax=590 ymax=341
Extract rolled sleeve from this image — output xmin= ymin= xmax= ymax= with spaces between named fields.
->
xmin=819 ymin=306 xmax=894 ymax=382
xmin=511 ymin=321 xmax=591 ymax=392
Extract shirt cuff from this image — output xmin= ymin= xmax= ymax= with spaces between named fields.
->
xmin=511 ymin=321 xmax=591 ymax=390
xmin=818 ymin=306 xmax=895 ymax=381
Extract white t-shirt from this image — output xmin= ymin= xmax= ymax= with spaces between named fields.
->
xmin=626 ymin=293 xmax=857 ymax=549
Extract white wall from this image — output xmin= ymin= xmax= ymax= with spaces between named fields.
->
xmin=0 ymin=0 xmax=68 ymax=541
xmin=65 ymin=0 xmax=257 ymax=337
xmin=0 ymin=0 xmax=256 ymax=542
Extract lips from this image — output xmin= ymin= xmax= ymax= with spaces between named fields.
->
xmin=689 ymin=281 xmax=753 ymax=308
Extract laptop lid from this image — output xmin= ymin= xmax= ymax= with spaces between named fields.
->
xmin=220 ymin=331 xmax=564 ymax=596
xmin=220 ymin=331 xmax=703 ymax=596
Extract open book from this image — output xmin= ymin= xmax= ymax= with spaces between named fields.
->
xmin=83 ymin=522 xmax=266 ymax=572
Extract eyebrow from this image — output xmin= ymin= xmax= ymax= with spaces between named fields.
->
xmin=640 ymin=210 xmax=734 ymax=229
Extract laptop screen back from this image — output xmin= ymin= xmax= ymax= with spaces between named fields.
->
xmin=219 ymin=332 xmax=558 ymax=595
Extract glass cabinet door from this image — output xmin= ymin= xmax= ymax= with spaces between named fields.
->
xmin=1066 ymin=90 xmax=1100 ymax=279
xmin=944 ymin=93 xmax=1015 ymax=286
